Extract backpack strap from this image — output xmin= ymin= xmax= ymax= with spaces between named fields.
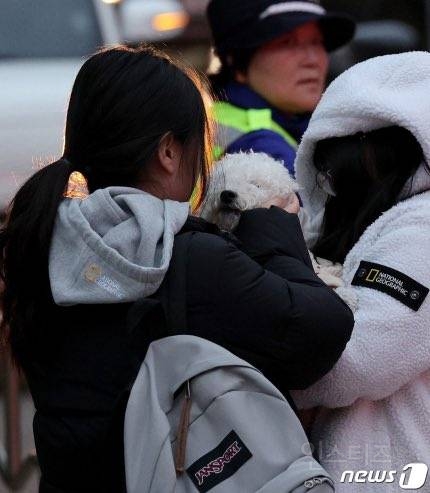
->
xmin=160 ymin=233 xmax=195 ymax=474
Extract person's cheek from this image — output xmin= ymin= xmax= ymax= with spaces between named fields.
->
xmin=319 ymin=50 xmax=329 ymax=78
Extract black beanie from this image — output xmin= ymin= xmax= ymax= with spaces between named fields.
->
xmin=207 ymin=0 xmax=355 ymax=56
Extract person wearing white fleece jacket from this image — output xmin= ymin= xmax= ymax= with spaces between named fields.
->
xmin=292 ymin=51 xmax=430 ymax=491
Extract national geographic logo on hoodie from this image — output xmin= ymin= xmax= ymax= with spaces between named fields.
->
xmin=84 ymin=263 xmax=126 ymax=300
xmin=352 ymin=261 xmax=429 ymax=311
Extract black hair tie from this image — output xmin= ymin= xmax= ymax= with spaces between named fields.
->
xmin=62 ymin=156 xmax=91 ymax=176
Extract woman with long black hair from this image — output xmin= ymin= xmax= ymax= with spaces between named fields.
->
xmin=0 ymin=45 xmax=352 ymax=492
xmin=293 ymin=52 xmax=430 ymax=491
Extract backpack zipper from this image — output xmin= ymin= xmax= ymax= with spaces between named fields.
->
xmin=304 ymin=477 xmax=334 ymax=489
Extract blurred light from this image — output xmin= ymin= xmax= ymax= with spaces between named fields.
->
xmin=207 ymin=50 xmax=221 ymax=75
xmin=102 ymin=0 xmax=122 ymax=4
xmin=152 ymin=11 xmax=189 ymax=32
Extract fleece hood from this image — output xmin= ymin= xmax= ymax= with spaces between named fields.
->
xmin=295 ymin=51 xmax=430 ymax=247
xmin=49 ymin=187 xmax=189 ymax=306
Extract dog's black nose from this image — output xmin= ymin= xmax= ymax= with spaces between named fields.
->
xmin=220 ymin=190 xmax=237 ymax=205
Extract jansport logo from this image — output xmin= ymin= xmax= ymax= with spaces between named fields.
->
xmin=187 ymin=431 xmax=252 ymax=493
xmin=340 ymin=463 xmax=428 ymax=489
xmin=195 ymin=441 xmax=242 ymax=486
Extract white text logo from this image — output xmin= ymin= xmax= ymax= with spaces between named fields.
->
xmin=341 ymin=464 xmax=428 ymax=489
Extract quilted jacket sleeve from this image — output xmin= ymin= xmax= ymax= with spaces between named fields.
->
xmin=185 ymin=208 xmax=354 ymax=393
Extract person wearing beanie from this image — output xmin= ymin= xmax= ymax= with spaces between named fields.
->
xmin=207 ymin=0 xmax=355 ymax=175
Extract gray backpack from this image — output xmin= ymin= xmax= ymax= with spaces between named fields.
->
xmin=124 ymin=233 xmax=335 ymax=492
xmin=124 ymin=335 xmax=334 ymax=493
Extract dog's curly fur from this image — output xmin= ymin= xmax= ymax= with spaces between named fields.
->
xmin=200 ymin=152 xmax=299 ymax=231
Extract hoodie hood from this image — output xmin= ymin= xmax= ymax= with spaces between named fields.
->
xmin=295 ymin=51 xmax=430 ymax=247
xmin=49 ymin=187 xmax=189 ymax=306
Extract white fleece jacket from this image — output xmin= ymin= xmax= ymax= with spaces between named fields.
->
xmin=292 ymin=52 xmax=430 ymax=491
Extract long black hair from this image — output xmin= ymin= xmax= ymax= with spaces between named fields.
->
xmin=313 ymin=126 xmax=425 ymax=264
xmin=0 ymin=45 xmax=213 ymax=366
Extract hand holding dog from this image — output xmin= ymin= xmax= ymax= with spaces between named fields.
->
xmin=262 ymin=193 xmax=300 ymax=214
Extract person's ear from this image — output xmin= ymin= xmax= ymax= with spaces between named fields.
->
xmin=157 ymin=132 xmax=183 ymax=175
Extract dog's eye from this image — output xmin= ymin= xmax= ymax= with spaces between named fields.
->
xmin=250 ymin=182 xmax=261 ymax=188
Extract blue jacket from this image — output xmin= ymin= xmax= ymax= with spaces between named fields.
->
xmin=223 ymin=82 xmax=311 ymax=176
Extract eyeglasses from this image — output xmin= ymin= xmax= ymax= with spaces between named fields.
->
xmin=316 ymin=169 xmax=336 ymax=196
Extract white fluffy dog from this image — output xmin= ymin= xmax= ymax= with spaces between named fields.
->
xmin=200 ymin=152 xmax=299 ymax=231
xmin=200 ymin=152 xmax=358 ymax=311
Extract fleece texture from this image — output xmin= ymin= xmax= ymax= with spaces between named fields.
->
xmin=292 ymin=52 xmax=430 ymax=491
xmin=200 ymin=151 xmax=298 ymax=230
xmin=49 ymin=187 xmax=189 ymax=305
xmin=295 ymin=51 xmax=430 ymax=247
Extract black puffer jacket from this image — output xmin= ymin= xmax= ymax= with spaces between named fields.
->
xmin=24 ymin=208 xmax=353 ymax=493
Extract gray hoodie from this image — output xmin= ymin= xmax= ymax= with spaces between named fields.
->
xmin=49 ymin=187 xmax=189 ymax=306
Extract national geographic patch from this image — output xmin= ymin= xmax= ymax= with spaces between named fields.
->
xmin=352 ymin=261 xmax=429 ymax=311
xmin=186 ymin=431 xmax=252 ymax=493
